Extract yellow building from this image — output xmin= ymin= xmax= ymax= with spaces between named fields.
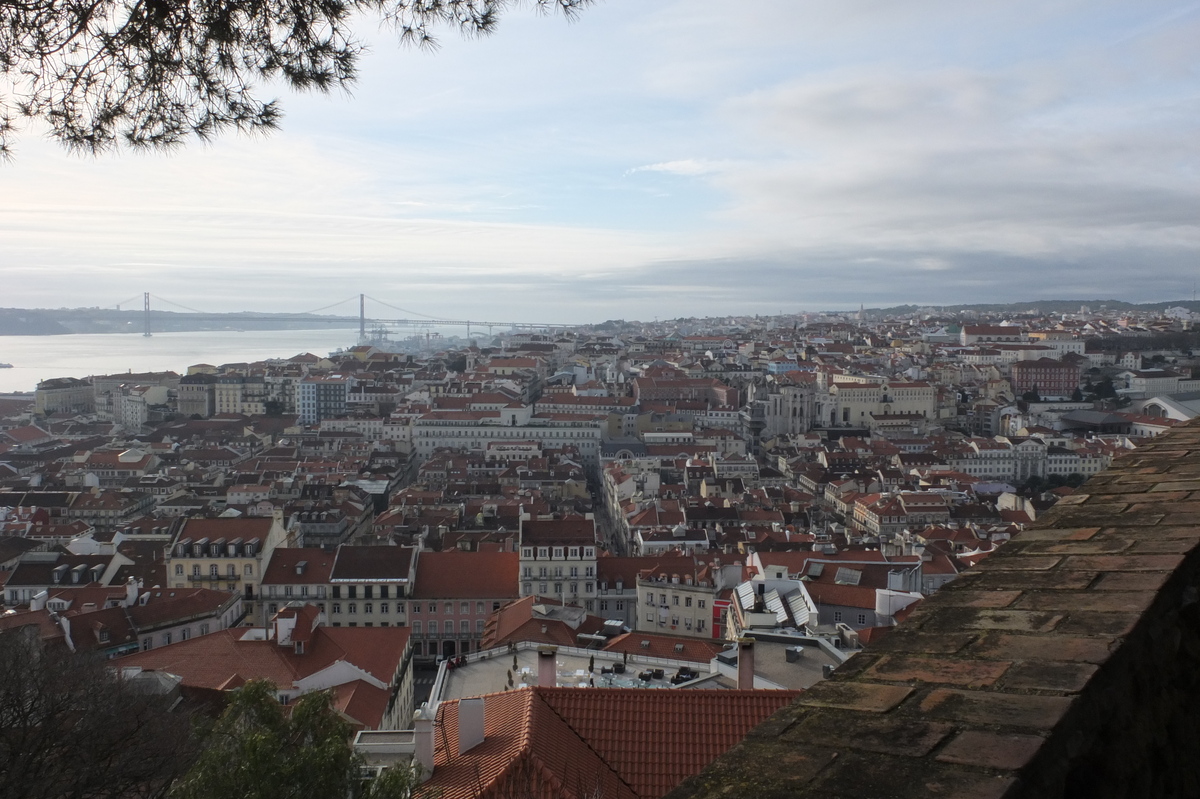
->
xmin=166 ymin=511 xmax=289 ymax=625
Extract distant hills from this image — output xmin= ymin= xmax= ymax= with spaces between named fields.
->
xmin=0 ymin=307 xmax=360 ymax=336
xmin=866 ymin=299 xmax=1200 ymax=316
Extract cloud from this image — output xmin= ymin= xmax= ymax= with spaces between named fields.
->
xmin=627 ymin=159 xmax=728 ymax=177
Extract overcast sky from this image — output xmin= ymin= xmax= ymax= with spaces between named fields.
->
xmin=3 ymin=0 xmax=1199 ymax=323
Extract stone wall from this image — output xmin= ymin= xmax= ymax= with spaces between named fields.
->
xmin=668 ymin=421 xmax=1200 ymax=799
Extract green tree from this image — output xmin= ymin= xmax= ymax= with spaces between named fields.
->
xmin=171 ymin=680 xmax=420 ymax=799
xmin=0 ymin=0 xmax=590 ymax=155
xmin=1071 ymin=386 xmax=1084 ymax=402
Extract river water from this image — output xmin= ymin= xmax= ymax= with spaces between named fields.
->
xmin=0 ymin=329 xmax=366 ymax=393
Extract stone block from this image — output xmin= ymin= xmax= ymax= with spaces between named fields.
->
xmin=918 ymin=688 xmax=1074 ymax=729
xmin=806 ymin=753 xmax=1017 ymax=799
xmin=1000 ymin=660 xmax=1098 ymax=693
xmin=964 ymin=571 xmax=1097 ymax=591
xmin=796 ymin=681 xmax=914 ymax=713
xmin=970 ymin=632 xmax=1117 ymax=665
xmin=1012 ymin=590 xmax=1156 ymax=614
xmin=865 ymin=655 xmax=1010 ymax=688
xmin=784 ymin=713 xmax=954 ymax=757
xmin=1063 ymin=554 xmax=1184 ymax=572
xmin=935 ymin=730 xmax=1045 ymax=770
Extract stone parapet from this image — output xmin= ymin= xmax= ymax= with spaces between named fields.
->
xmin=668 ymin=421 xmax=1200 ymax=799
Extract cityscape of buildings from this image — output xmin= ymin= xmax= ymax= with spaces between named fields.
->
xmin=4 ymin=300 xmax=1200 ymax=796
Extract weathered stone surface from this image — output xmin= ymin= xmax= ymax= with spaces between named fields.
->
xmin=935 ymin=730 xmax=1045 ymax=770
xmin=795 ymin=681 xmax=914 ymax=713
xmin=784 ymin=713 xmax=954 ymax=757
xmin=917 ymin=689 xmax=1074 ymax=729
xmin=970 ymin=632 xmax=1118 ymax=665
xmin=1012 ymin=591 xmax=1156 ymax=614
xmin=999 ymin=660 xmax=1098 ymax=693
xmin=865 ymin=655 xmax=1011 ymax=688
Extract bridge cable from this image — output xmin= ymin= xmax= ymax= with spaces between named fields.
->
xmin=364 ymin=295 xmax=449 ymax=322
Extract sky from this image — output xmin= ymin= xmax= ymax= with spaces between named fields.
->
xmin=2 ymin=0 xmax=1199 ymax=324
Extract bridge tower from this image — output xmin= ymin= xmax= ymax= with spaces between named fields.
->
xmin=143 ymin=292 xmax=152 ymax=337
xmin=359 ymin=293 xmax=366 ymax=343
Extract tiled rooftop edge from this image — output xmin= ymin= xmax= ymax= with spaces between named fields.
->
xmin=668 ymin=420 xmax=1200 ymax=799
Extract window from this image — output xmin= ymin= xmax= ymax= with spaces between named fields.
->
xmin=199 ymin=623 xmax=209 ymax=635
xmin=539 ymin=583 xmax=547 ymax=594
xmin=672 ymin=595 xmax=679 ymax=606
xmin=523 ymin=567 xmax=533 ymax=578
xmin=599 ymin=600 xmax=609 ymax=611
xmin=698 ymin=600 xmax=705 ymax=609
xmin=380 ymin=586 xmax=389 ymax=599
xmin=411 ymin=602 xmax=420 ymax=613
xmin=521 ymin=547 xmax=533 ymax=558
xmin=645 ymin=592 xmax=654 ymax=603
xmin=585 ymin=600 xmax=594 ymax=611
xmin=348 ymin=586 xmax=357 ymax=599
xmin=538 ymin=566 xmax=548 ymax=578
xmin=191 ymin=565 xmax=200 ymax=576
xmin=348 ymin=603 xmax=357 ymax=614
xmin=380 ymin=603 xmax=389 ymax=614
xmin=333 ymin=586 xmax=342 ymax=599
xmin=460 ymin=620 xmax=469 ymax=634
xmin=444 ymin=603 xmax=453 ymax=615
xmin=553 ymin=547 xmax=564 ymax=559
xmin=181 ymin=629 xmax=190 ymax=641
xmin=537 ymin=547 xmax=549 ymax=559
xmin=476 ymin=601 xmax=484 ymax=614
xmin=569 ymin=566 xmax=579 ymax=578
xmin=162 ymin=632 xmax=172 ymax=646
xmin=697 ymin=620 xmax=706 ymax=632
xmin=269 ymin=603 xmax=279 ymax=614
xmin=585 ymin=582 xmax=593 ymax=594
xmin=332 ymin=603 xmax=341 ymax=614
xmin=858 ymin=614 xmax=867 ymax=625
xmin=244 ymin=564 xmax=253 ymax=576
xmin=646 ymin=613 xmax=655 ymax=622
xmin=476 ymin=619 xmax=485 ymax=632
xmin=300 ymin=585 xmax=308 ymax=598
xmin=585 ymin=566 xmax=594 ymax=577
xmin=414 ymin=621 xmax=423 ymax=636
xmin=523 ymin=582 xmax=532 ymax=594
xmin=364 ymin=603 xmax=373 ymax=614
xmin=570 ymin=583 xmax=578 ymax=594
xmin=363 ymin=586 xmax=373 ymax=599
xmin=142 ymin=638 xmax=152 ymax=651
xmin=460 ymin=602 xmax=470 ymax=614
xmin=834 ymin=611 xmax=842 ymax=622
xmin=616 ymin=601 xmax=624 ymax=611
xmin=685 ymin=597 xmax=693 ymax=607
xmin=209 ymin=565 xmax=218 ymax=577
xmin=492 ymin=602 xmax=501 ymax=611
xmin=660 ymin=594 xmax=667 ymax=605
xmin=554 ymin=583 xmax=562 ymax=594
xmin=285 ymin=586 xmax=293 ymax=597
xmin=227 ymin=564 xmax=236 ymax=576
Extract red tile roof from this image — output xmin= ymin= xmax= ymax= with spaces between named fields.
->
xmin=427 ymin=687 xmax=799 ymax=799
xmin=410 ymin=551 xmax=519 ymax=600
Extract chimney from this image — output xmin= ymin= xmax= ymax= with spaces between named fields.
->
xmin=537 ymin=645 xmax=558 ymax=688
xmin=457 ymin=697 xmax=485 ymax=754
xmin=125 ymin=577 xmax=138 ymax=607
xmin=413 ymin=704 xmax=435 ymax=779
xmin=737 ymin=637 xmax=755 ymax=689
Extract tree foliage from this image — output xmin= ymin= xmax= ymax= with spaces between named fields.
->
xmin=0 ymin=0 xmax=590 ymax=155
xmin=0 ymin=628 xmax=196 ymax=799
xmin=170 ymin=679 xmax=421 ymax=799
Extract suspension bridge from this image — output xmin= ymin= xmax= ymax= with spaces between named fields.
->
xmin=111 ymin=293 xmax=584 ymax=339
